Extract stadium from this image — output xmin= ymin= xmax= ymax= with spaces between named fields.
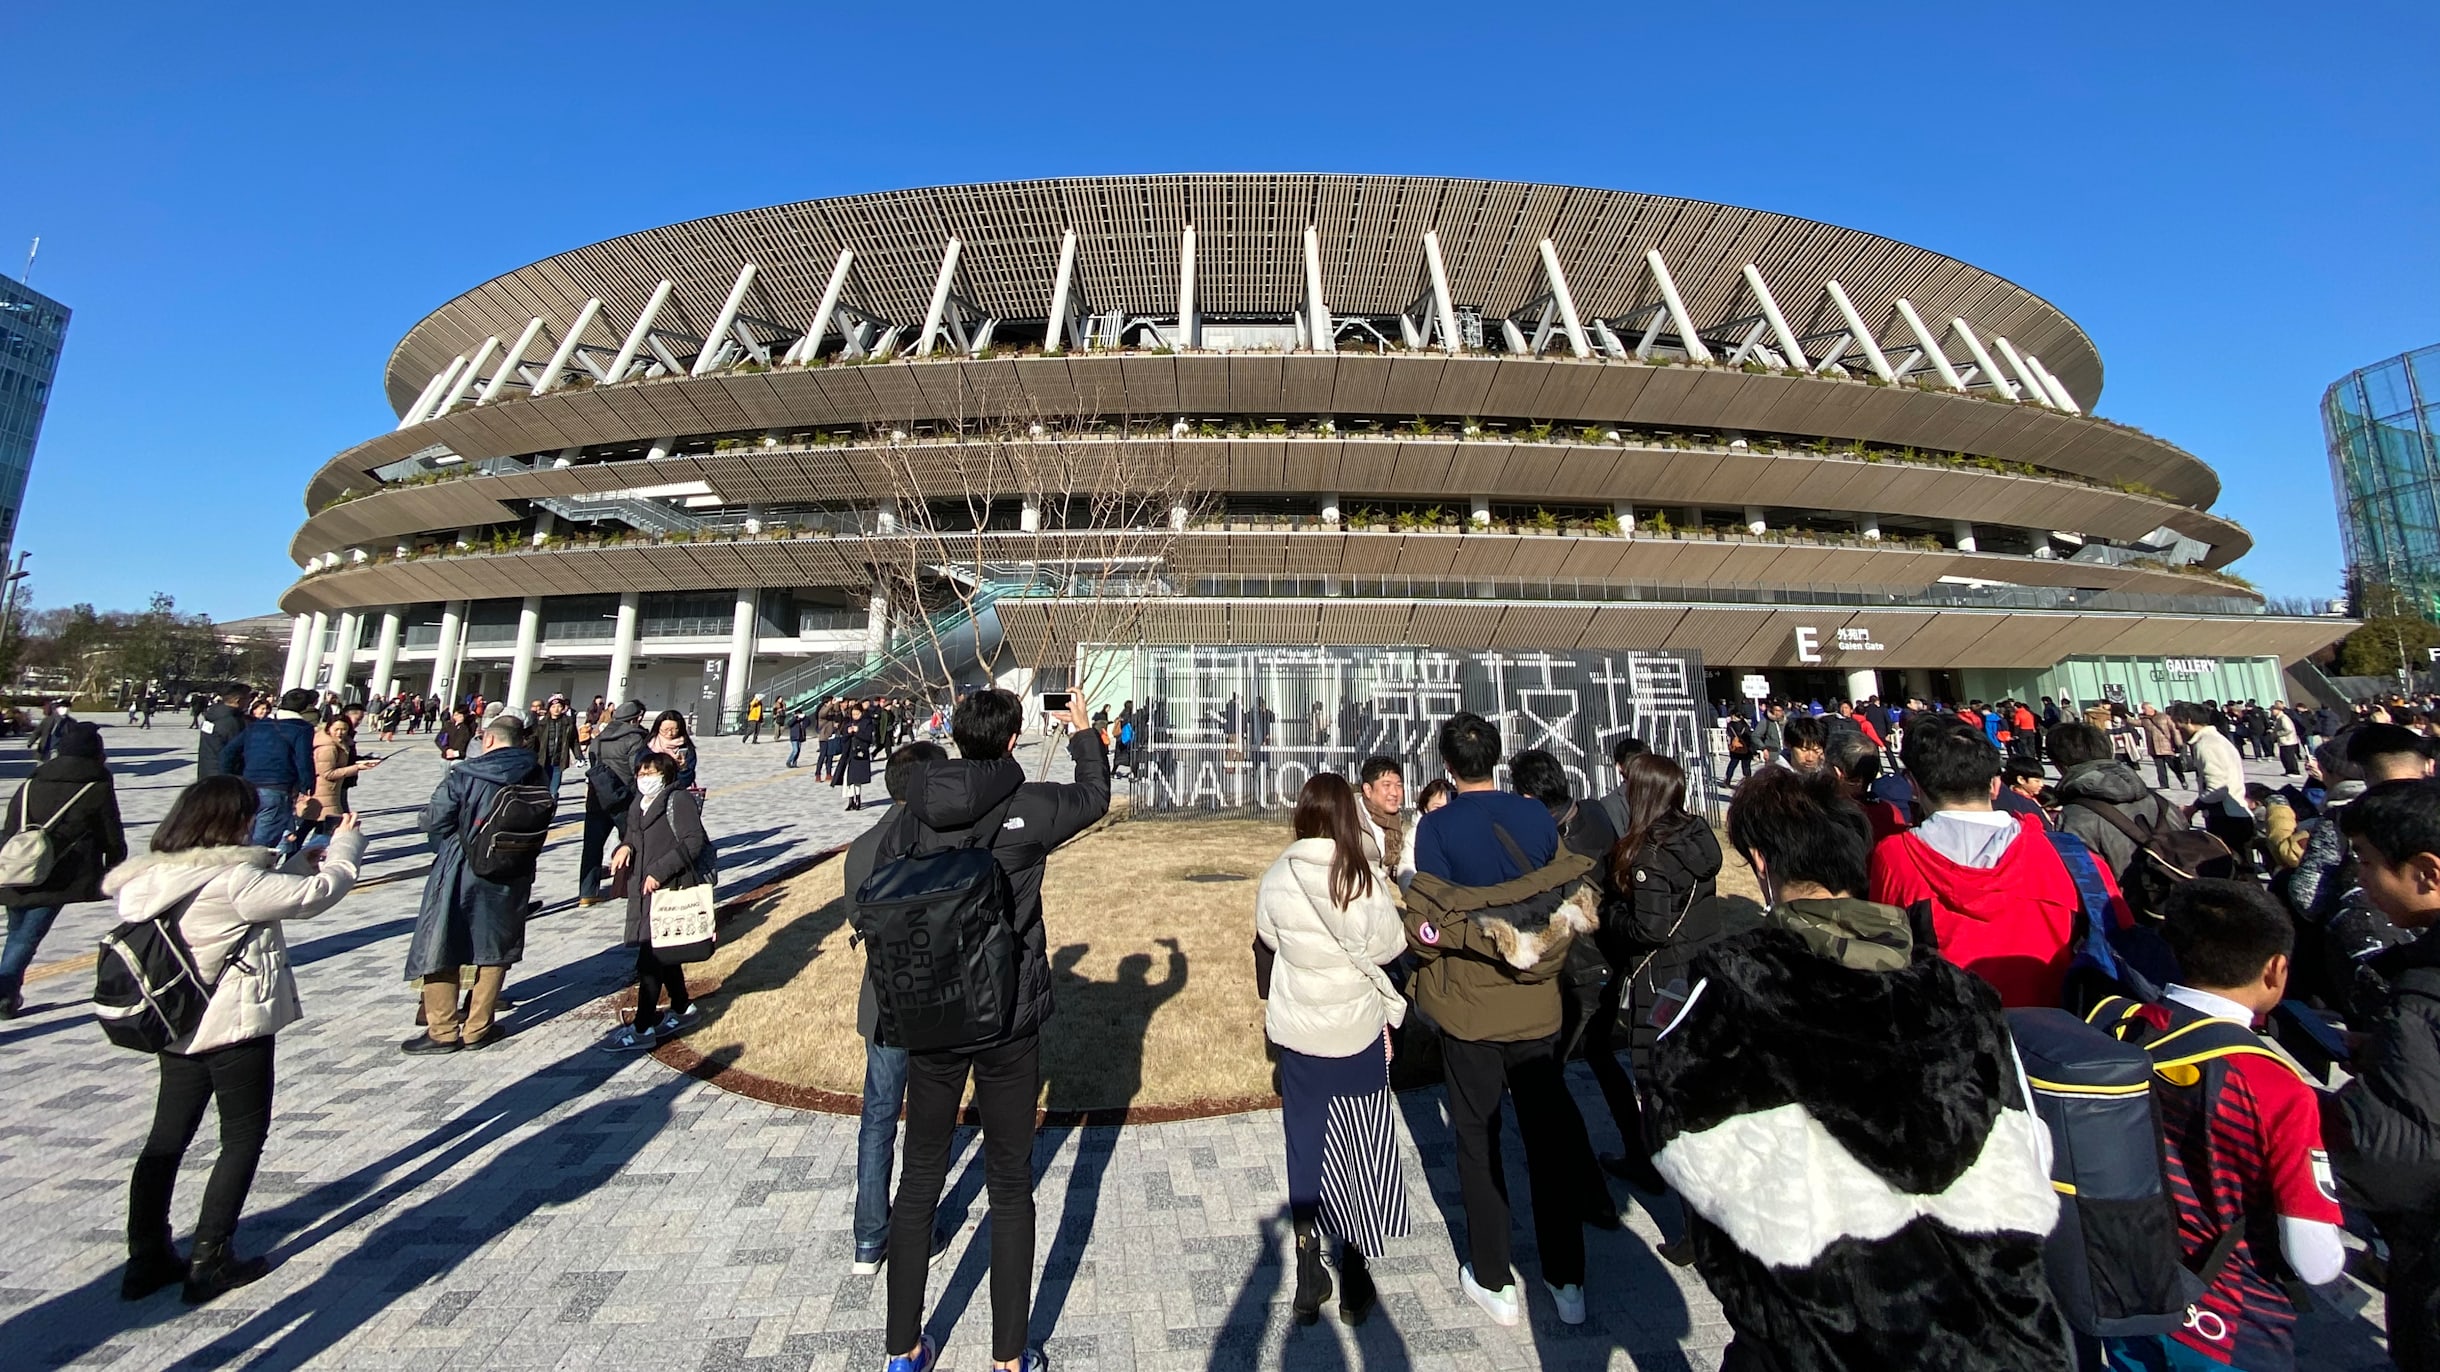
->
xmin=275 ymin=174 xmax=2341 ymax=801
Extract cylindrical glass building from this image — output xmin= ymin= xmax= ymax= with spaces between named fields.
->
xmin=2326 ymin=344 xmax=2440 ymax=614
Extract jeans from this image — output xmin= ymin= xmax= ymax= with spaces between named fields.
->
xmin=634 ymin=943 xmax=690 ymax=1023
xmin=545 ymin=765 xmax=565 ymax=796
xmin=1440 ymin=1033 xmax=1588 ymax=1288
xmin=0 ymin=904 xmax=62 ymax=995
xmin=856 ymin=1040 xmax=911 ymax=1257
xmin=786 ymin=740 xmax=803 ymax=769
xmin=247 ymin=787 xmax=293 ymax=847
xmin=129 ymin=1036 xmax=275 ymax=1253
xmin=889 ymin=1033 xmax=1039 ymax=1363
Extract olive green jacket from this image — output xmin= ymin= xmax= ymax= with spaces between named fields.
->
xmin=1402 ymin=848 xmax=1597 ymax=1043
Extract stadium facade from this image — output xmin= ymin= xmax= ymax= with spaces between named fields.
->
xmin=278 ymin=175 xmax=2338 ymax=783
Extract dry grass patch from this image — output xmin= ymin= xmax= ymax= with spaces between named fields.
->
xmin=680 ymin=813 xmax=1759 ymax=1115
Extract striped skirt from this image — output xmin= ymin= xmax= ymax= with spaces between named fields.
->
xmin=1280 ymin=1041 xmax=1411 ymax=1258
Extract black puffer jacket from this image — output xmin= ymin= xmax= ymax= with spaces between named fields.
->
xmin=2053 ymin=759 xmax=2179 ymax=878
xmin=880 ymin=729 xmax=1110 ymax=1043
xmin=0 ymin=755 xmax=128 ymax=907
xmin=2329 ymin=929 xmax=2440 ymax=1225
xmin=1603 ymin=818 xmax=1747 ymax=1076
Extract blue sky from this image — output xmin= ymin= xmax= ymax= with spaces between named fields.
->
xmin=4 ymin=3 xmax=2434 ymax=619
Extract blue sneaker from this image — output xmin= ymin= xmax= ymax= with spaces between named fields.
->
xmin=883 ymin=1335 xmax=935 ymax=1372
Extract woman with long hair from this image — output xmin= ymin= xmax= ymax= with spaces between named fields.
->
xmin=645 ymin=709 xmax=698 ymax=790
xmin=1590 ymin=753 xmax=1730 ymax=1206
xmin=1253 ymin=772 xmax=1409 ymax=1327
xmin=105 ymin=775 xmax=365 ymax=1304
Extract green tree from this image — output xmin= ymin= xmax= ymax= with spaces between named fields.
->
xmin=2339 ymin=581 xmax=2440 ymax=677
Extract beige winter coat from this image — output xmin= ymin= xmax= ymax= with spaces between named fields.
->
xmin=1254 ymin=837 xmax=1407 ymax=1058
xmin=101 ymin=828 xmax=364 ymax=1054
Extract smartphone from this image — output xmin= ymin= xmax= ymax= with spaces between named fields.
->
xmin=1041 ymin=691 xmax=1074 ymax=713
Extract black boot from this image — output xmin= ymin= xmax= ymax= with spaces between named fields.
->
xmin=1337 ymin=1244 xmax=1376 ymax=1327
xmin=1290 ymin=1217 xmax=1331 ymax=1326
xmin=182 ymin=1239 xmax=270 ymax=1305
xmin=119 ymin=1232 xmax=187 ymax=1301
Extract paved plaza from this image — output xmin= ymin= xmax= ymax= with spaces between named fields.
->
xmin=0 ymin=720 xmax=2398 ymax=1369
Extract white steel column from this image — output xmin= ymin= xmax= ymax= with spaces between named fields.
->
xmin=504 ymin=596 xmax=544 ymax=715
xmin=1893 ymin=301 xmax=1964 ymax=391
xmin=1821 ymin=281 xmax=1893 ymax=381
xmin=432 ymin=601 xmax=467 ymax=705
xmin=785 ymin=250 xmax=856 ymax=364
xmin=2024 ymin=354 xmax=2082 ymax=414
xmin=1740 ymin=264 xmax=1809 ymax=370
xmin=396 ymin=368 xmax=453 ymax=432
xmin=297 ymin=611 xmax=331 ymax=695
xmin=1020 ymin=497 xmax=1042 ymax=533
xmin=479 ymin=317 xmax=548 ymax=405
xmin=280 ymin=613 xmax=312 ymax=692
xmin=432 ymin=336 xmax=499 ymax=416
xmin=1175 ymin=225 xmax=1199 ymax=350
xmin=369 ymin=610 xmax=404 ymax=700
xmin=1320 ymin=492 xmax=1342 ymax=526
xmin=1303 ymin=226 xmax=1334 ymax=354
xmin=1044 ymin=230 xmax=1081 ymax=354
xmin=692 ymin=263 xmax=758 ymax=375
xmin=1470 ymin=495 xmax=1492 ymax=527
xmin=605 ymin=592 xmax=641 ymax=704
xmin=1953 ymin=520 xmax=1979 ymax=553
xmin=1644 ymin=249 xmax=1714 ymax=363
xmin=1744 ymin=506 xmax=1768 ymax=536
xmin=1860 ymin=512 xmax=1882 ymax=541
xmin=1991 ymin=336 xmax=2053 ymax=408
xmin=866 ymin=592 xmax=890 ymax=655
xmin=1421 ymin=231 xmax=1461 ymax=354
xmin=915 ymin=241 xmax=963 ymax=358
xmin=1614 ymin=500 xmax=1637 ymax=538
xmin=530 ymin=298 xmax=604 ymax=397
xmin=1948 ymin=318 xmax=2017 ymax=400
xmin=402 ymin=356 xmax=466 ymax=428
xmin=328 ymin=611 xmax=362 ymax=694
xmin=724 ymin=589 xmax=758 ymax=727
xmin=1537 ymin=240 xmax=1592 ymax=359
xmin=605 ymin=280 xmax=673 ymax=385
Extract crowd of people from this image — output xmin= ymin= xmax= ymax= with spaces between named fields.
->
xmin=26 ymin=666 xmax=2440 ymax=1369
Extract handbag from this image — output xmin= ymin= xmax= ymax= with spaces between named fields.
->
xmin=648 ymin=884 xmax=718 ymax=963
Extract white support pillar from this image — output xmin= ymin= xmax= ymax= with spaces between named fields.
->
xmin=605 ymin=280 xmax=673 ymax=385
xmin=403 ymin=356 xmax=466 ymax=427
xmin=689 ymin=263 xmax=758 ymax=376
xmin=1644 ymin=249 xmax=1714 ymax=363
xmin=1991 ymin=336 xmax=2053 ymax=408
xmin=866 ymin=591 xmax=890 ymax=656
xmin=1175 ymin=225 xmax=1198 ymax=350
xmin=1169 ymin=501 xmax=1190 ymax=532
xmin=1421 ymin=231 xmax=1461 ymax=353
xmin=1740 ymin=264 xmax=1809 ymax=370
xmin=1303 ymin=226 xmax=1334 ymax=354
xmin=1948 ymin=317 xmax=2018 ymax=400
xmin=2024 ymin=354 xmax=2082 ymax=414
xmin=369 ymin=609 xmax=404 ymax=700
xmin=1044 ymin=229 xmax=1081 ymax=354
xmin=786 ymin=250 xmax=856 ymax=364
xmin=1953 ymin=520 xmax=1978 ymax=554
xmin=432 ymin=336 xmax=500 ymax=417
xmin=724 ymin=589 xmax=756 ymax=727
xmin=1614 ymin=500 xmax=1637 ymax=538
xmin=645 ymin=436 xmax=676 ymax=463
xmin=280 ymin=613 xmax=312 ymax=692
xmin=602 ymin=592 xmax=641 ymax=704
xmin=1744 ymin=506 xmax=1769 ymax=536
xmin=297 ymin=610 xmax=331 ymax=694
xmin=1470 ymin=495 xmax=1492 ymax=527
xmin=1845 ymin=667 xmax=1881 ymax=704
xmin=1859 ymin=512 xmax=1882 ymax=541
xmin=397 ymin=367 xmax=453 ymax=431
xmin=1821 ymin=280 xmax=1893 ymax=381
xmin=915 ymin=240 xmax=963 ymax=357
xmin=503 ymin=596 xmax=544 ymax=716
xmin=432 ymin=601 xmax=467 ymax=705
xmin=1537 ymin=240 xmax=1593 ymax=359
xmin=478 ymin=317 xmax=548 ymax=406
xmin=328 ymin=611 xmax=362 ymax=695
xmin=530 ymin=298 xmax=603 ymax=397
xmin=1892 ymin=301 xmax=1964 ymax=391
xmin=1320 ymin=492 xmax=1342 ymax=526
xmin=1020 ymin=497 xmax=1042 ymax=533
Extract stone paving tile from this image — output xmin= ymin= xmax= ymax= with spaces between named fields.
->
xmin=0 ymin=727 xmax=2393 ymax=1368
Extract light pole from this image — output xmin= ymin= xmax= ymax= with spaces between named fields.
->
xmin=0 ymin=552 xmax=30 ymax=686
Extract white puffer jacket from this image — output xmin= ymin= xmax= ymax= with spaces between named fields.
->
xmin=101 ymin=828 xmax=364 ymax=1054
xmin=1255 ymin=837 xmax=1406 ymax=1058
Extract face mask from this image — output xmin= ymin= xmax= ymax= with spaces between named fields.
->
xmin=638 ymin=776 xmax=667 ymax=799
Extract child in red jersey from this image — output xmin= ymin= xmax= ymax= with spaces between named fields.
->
xmin=2103 ymin=880 xmax=2343 ymax=1372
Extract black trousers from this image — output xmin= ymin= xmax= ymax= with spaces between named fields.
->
xmin=129 ymin=1036 xmax=275 ymax=1253
xmin=2152 ymin=755 xmax=2188 ymax=789
xmin=635 ymin=942 xmax=690 ymax=1019
xmin=2385 ymin=1222 xmax=2440 ymax=1371
xmin=1440 ymin=1033 xmax=1587 ymax=1288
xmin=888 ymin=1033 xmax=1039 ymax=1363
xmin=578 ymin=803 xmax=621 ymax=902
xmin=1579 ymin=968 xmax=1648 ymax=1170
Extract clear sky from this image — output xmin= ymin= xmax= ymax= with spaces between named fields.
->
xmin=4 ymin=3 xmax=2434 ymax=619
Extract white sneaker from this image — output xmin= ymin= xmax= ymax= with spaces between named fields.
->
xmin=1460 ymin=1264 xmax=1521 ymax=1327
xmin=850 ymin=1252 xmax=884 ymax=1276
xmin=1546 ymin=1280 xmax=1586 ymax=1325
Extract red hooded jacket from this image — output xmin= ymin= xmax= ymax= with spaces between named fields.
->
xmin=1868 ymin=811 xmax=2080 ymax=1008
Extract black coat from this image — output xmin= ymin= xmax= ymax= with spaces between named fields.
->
xmin=1606 ymin=818 xmax=1739 ymax=1076
xmin=841 ymin=718 xmax=875 ymax=786
xmin=196 ymin=703 xmax=247 ymax=777
xmin=2331 ymin=929 xmax=2440 ymax=1224
xmin=406 ymin=745 xmax=544 ymax=977
xmin=878 ymin=729 xmax=1110 ymax=1043
xmin=621 ymin=786 xmax=708 ymax=946
xmin=0 ymin=755 xmax=128 ymax=908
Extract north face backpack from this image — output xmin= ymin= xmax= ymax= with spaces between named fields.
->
xmin=467 ymin=776 xmax=557 ymax=882
xmin=2066 ymin=796 xmax=2236 ymax=920
xmin=854 ymin=797 xmax=1021 ymax=1052
xmin=93 ymin=895 xmax=250 ymax=1054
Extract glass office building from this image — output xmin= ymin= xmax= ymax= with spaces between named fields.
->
xmin=0 ymin=276 xmax=68 ymax=568
xmin=2327 ymin=343 xmax=2440 ymax=615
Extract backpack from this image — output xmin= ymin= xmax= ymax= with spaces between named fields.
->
xmin=2008 ymin=999 xmax=2291 ymax=1339
xmin=93 ymin=894 xmax=249 ymax=1054
xmin=2049 ymin=829 xmax=2179 ymax=1014
xmin=466 ymin=775 xmax=557 ymax=882
xmin=1117 ymin=720 xmax=1135 ymax=747
xmin=2066 ymin=796 xmax=2236 ymax=920
xmin=0 ymin=781 xmax=95 ymax=888
xmin=854 ymin=796 xmax=1022 ymax=1052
